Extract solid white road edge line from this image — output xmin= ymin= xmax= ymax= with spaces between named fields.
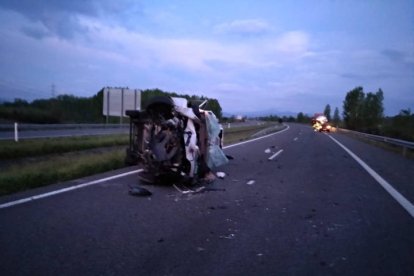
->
xmin=328 ymin=135 xmax=414 ymax=219
xmin=0 ymin=169 xmax=143 ymax=209
xmin=1 ymin=124 xmax=291 ymax=209
xmin=268 ymin=149 xmax=284 ymax=161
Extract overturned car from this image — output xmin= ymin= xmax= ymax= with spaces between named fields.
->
xmin=125 ymin=96 xmax=228 ymax=185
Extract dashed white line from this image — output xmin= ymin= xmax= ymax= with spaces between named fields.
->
xmin=268 ymin=149 xmax=284 ymax=161
xmin=328 ymin=135 xmax=414 ymax=219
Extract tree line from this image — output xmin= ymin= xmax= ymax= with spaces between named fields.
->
xmin=0 ymin=88 xmax=223 ymax=124
xmin=306 ymin=86 xmax=413 ymax=141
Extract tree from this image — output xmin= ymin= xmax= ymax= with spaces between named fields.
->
xmin=296 ymin=112 xmax=310 ymax=123
xmin=361 ymin=89 xmax=384 ymax=132
xmin=323 ymin=104 xmax=331 ymax=121
xmin=343 ymin=87 xmax=384 ymax=132
xmin=204 ymin=98 xmax=222 ymax=119
xmin=343 ymin=86 xmax=365 ymax=130
xmin=332 ymin=107 xmax=341 ymax=127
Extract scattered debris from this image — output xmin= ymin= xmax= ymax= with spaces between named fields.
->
xmin=173 ymin=184 xmax=201 ymax=194
xmin=219 ymin=233 xmax=235 ymax=240
xmin=246 ymin=180 xmax=255 ymax=185
xmin=264 ymin=148 xmax=271 ymax=154
xmin=226 ymin=155 xmax=234 ymax=160
xmin=128 ymin=185 xmax=152 ymax=196
xmin=203 ymin=171 xmax=216 ymax=183
xmin=216 ymin=172 xmax=226 ymax=179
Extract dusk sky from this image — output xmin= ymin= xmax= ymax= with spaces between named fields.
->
xmin=0 ymin=0 xmax=413 ymax=116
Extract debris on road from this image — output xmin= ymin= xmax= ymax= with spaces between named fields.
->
xmin=246 ymin=180 xmax=255 ymax=185
xmin=128 ymin=185 xmax=152 ymax=196
xmin=216 ymin=172 xmax=226 ymax=179
xmin=173 ymin=182 xmax=226 ymax=195
xmin=219 ymin=233 xmax=235 ymax=240
xmin=264 ymin=148 xmax=271 ymax=154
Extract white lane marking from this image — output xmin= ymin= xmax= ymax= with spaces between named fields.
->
xmin=223 ymin=124 xmax=290 ymax=149
xmin=328 ymin=135 xmax=414 ymax=219
xmin=268 ymin=149 xmax=284 ymax=161
xmin=1 ymin=125 xmax=292 ymax=209
xmin=0 ymin=169 xmax=143 ymax=209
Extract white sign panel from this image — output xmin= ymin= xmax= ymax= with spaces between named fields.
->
xmin=103 ymin=87 xmax=141 ymax=117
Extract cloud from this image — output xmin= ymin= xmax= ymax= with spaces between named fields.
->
xmin=0 ymin=0 xmax=140 ymax=39
xmin=381 ymin=49 xmax=405 ymax=62
xmin=381 ymin=48 xmax=414 ymax=70
xmin=274 ymin=31 xmax=310 ymax=55
xmin=20 ymin=25 xmax=51 ymax=39
xmin=214 ymin=19 xmax=271 ymax=35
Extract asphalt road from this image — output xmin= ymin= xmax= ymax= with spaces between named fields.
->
xmin=0 ymin=123 xmax=413 ymax=275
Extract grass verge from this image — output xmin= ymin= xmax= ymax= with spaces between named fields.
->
xmin=223 ymin=123 xmax=281 ymax=145
xmin=341 ymin=131 xmax=414 ymax=159
xmin=0 ymin=134 xmax=129 ymax=159
xmin=0 ymin=149 xmax=125 ymax=196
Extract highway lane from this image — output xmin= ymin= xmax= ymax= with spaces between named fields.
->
xmin=0 ymin=123 xmax=413 ymax=275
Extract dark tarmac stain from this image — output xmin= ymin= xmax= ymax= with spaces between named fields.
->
xmin=128 ymin=186 xmax=152 ymax=196
xmin=208 ymin=205 xmax=228 ymax=210
xmin=304 ymin=214 xmax=315 ymax=219
xmin=157 ymin=238 xmax=164 ymax=243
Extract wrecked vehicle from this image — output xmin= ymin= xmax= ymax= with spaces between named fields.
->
xmin=125 ymin=96 xmax=228 ymax=185
xmin=312 ymin=114 xmax=331 ymax=132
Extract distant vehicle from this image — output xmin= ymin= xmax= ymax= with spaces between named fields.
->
xmin=311 ymin=114 xmax=331 ymax=132
xmin=125 ymin=96 xmax=228 ymax=185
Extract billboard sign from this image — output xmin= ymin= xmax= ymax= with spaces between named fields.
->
xmin=102 ymin=87 xmax=141 ymax=117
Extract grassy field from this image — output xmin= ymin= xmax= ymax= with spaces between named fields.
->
xmin=0 ymin=123 xmax=283 ymax=195
xmin=0 ymin=134 xmax=129 ymax=159
xmin=0 ymin=150 xmax=125 ymax=195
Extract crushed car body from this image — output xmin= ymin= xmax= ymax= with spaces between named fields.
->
xmin=125 ymin=96 xmax=228 ymax=185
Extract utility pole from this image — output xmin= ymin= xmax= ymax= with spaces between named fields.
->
xmin=51 ymin=83 xmax=56 ymax=98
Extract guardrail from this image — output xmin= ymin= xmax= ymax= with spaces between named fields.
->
xmin=0 ymin=123 xmax=129 ymax=131
xmin=0 ymin=123 xmax=130 ymax=141
xmin=338 ymin=128 xmax=414 ymax=156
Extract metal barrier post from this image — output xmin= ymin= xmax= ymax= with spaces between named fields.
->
xmin=14 ymin=122 xmax=19 ymax=142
